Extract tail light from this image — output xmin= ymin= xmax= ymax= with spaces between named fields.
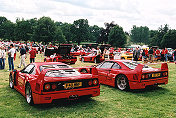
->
xmin=93 ymin=79 xmax=98 ymax=85
xmin=88 ymin=80 xmax=93 ymax=86
xmin=44 ymin=84 xmax=51 ymax=91
xmin=141 ymin=74 xmax=145 ymax=79
xmin=52 ymin=84 xmax=57 ymax=90
xmin=163 ymin=72 xmax=168 ymax=76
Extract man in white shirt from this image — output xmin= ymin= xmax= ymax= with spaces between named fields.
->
xmin=8 ymin=44 xmax=16 ymax=71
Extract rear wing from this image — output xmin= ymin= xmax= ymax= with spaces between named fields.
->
xmin=161 ymin=63 xmax=168 ymax=70
xmin=39 ymin=67 xmax=98 ymax=78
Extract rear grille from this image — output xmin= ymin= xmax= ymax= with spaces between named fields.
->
xmin=43 ymin=78 xmax=99 ymax=92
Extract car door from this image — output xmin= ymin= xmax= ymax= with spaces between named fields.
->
xmin=106 ymin=62 xmax=121 ymax=86
xmin=96 ymin=61 xmax=114 ymax=84
xmin=18 ymin=64 xmax=35 ymax=92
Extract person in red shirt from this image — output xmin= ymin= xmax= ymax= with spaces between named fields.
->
xmin=29 ymin=48 xmax=37 ymax=63
xmin=164 ymin=48 xmax=168 ymax=62
xmin=145 ymin=49 xmax=148 ymax=58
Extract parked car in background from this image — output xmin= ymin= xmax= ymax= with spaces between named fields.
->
xmin=44 ymin=44 xmax=77 ymax=64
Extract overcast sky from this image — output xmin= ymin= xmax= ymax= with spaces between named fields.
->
xmin=0 ymin=0 xmax=175 ymax=31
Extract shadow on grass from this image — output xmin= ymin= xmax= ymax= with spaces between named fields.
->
xmin=32 ymin=97 xmax=98 ymax=110
xmin=101 ymin=84 xmax=170 ymax=95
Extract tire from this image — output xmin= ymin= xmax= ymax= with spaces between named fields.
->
xmin=25 ymin=83 xmax=34 ymax=105
xmin=81 ymin=58 xmax=84 ymax=62
xmin=9 ymin=74 xmax=14 ymax=89
xmin=44 ymin=58 xmax=46 ymax=62
xmin=115 ymin=75 xmax=129 ymax=91
xmin=121 ymin=57 xmax=125 ymax=60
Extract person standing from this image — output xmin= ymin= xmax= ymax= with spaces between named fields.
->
xmin=18 ymin=46 xmax=26 ymax=68
xmin=164 ymin=48 xmax=168 ymax=62
xmin=133 ymin=47 xmax=140 ymax=61
xmin=1 ymin=46 xmax=6 ymax=69
xmin=96 ymin=47 xmax=101 ymax=63
xmin=148 ymin=47 xmax=154 ymax=62
xmin=161 ymin=49 xmax=165 ymax=62
xmin=0 ymin=46 xmax=2 ymax=69
xmin=29 ymin=48 xmax=37 ymax=63
xmin=8 ymin=44 xmax=16 ymax=71
xmin=173 ymin=49 xmax=176 ymax=62
xmin=142 ymin=49 xmax=146 ymax=63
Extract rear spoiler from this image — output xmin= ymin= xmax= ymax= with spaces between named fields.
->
xmin=39 ymin=67 xmax=98 ymax=78
xmin=161 ymin=63 xmax=168 ymax=70
xmin=134 ymin=64 xmax=144 ymax=81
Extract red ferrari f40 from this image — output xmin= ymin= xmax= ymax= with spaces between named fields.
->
xmin=9 ymin=62 xmax=100 ymax=105
xmin=79 ymin=60 xmax=168 ymax=90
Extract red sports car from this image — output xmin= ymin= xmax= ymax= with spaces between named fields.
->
xmin=80 ymin=51 xmax=105 ymax=63
xmin=79 ymin=60 xmax=168 ymax=90
xmin=44 ymin=44 xmax=77 ymax=64
xmin=9 ymin=62 xmax=100 ymax=105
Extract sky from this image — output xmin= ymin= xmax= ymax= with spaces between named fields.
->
xmin=0 ymin=0 xmax=176 ymax=32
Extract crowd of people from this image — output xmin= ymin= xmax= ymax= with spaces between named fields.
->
xmin=0 ymin=41 xmax=38 ymax=71
xmin=0 ymin=41 xmax=176 ymax=71
xmin=133 ymin=47 xmax=176 ymax=63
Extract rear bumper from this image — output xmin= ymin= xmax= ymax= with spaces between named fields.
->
xmin=129 ymin=77 xmax=168 ymax=89
xmin=32 ymin=87 xmax=100 ymax=104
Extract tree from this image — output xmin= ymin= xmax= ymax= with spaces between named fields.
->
xmin=161 ymin=29 xmax=176 ymax=49
xmin=54 ymin=27 xmax=66 ymax=44
xmin=58 ymin=22 xmax=74 ymax=43
xmin=33 ymin=17 xmax=57 ymax=44
xmin=89 ymin=25 xmax=102 ymax=42
xmin=14 ymin=18 xmax=32 ymax=41
xmin=130 ymin=25 xmax=149 ymax=44
xmin=3 ymin=20 xmax=15 ymax=41
xmin=108 ymin=25 xmax=127 ymax=48
xmin=72 ymin=19 xmax=90 ymax=45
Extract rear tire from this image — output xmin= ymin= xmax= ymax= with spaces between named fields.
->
xmin=115 ymin=75 xmax=129 ymax=91
xmin=9 ymin=74 xmax=14 ymax=89
xmin=25 ymin=83 xmax=34 ymax=105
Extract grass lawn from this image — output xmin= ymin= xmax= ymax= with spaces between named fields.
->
xmin=0 ymin=53 xmax=176 ymax=118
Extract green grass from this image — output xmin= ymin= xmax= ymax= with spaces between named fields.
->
xmin=0 ymin=53 xmax=176 ymax=118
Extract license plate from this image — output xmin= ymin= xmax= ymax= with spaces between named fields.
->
xmin=152 ymin=73 xmax=161 ymax=77
xmin=64 ymin=82 xmax=82 ymax=89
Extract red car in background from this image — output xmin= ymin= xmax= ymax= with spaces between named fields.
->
xmin=9 ymin=62 xmax=100 ymax=105
xmin=80 ymin=51 xmax=105 ymax=63
xmin=44 ymin=44 xmax=77 ymax=64
xmin=79 ymin=60 xmax=168 ymax=91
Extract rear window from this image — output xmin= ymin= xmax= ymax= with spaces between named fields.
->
xmin=122 ymin=61 xmax=150 ymax=70
xmin=40 ymin=64 xmax=70 ymax=72
xmin=45 ymin=69 xmax=80 ymax=77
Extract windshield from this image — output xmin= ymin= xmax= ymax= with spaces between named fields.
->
xmin=122 ymin=61 xmax=150 ymax=70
